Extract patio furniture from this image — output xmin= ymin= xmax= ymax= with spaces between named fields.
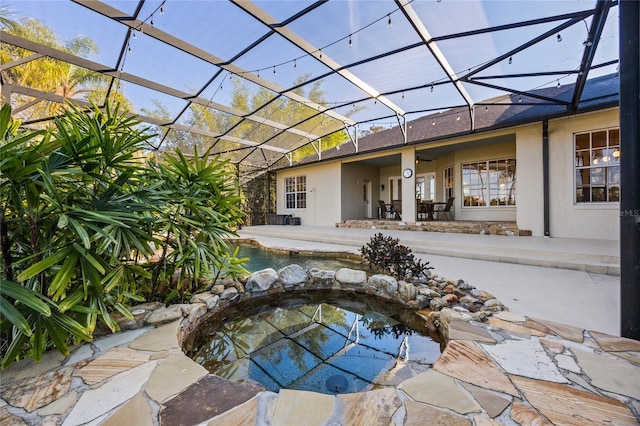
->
xmin=418 ymin=200 xmax=443 ymax=221
xmin=391 ymin=200 xmax=402 ymax=220
xmin=434 ymin=197 xmax=455 ymax=221
xmin=417 ymin=201 xmax=430 ymax=221
xmin=378 ymin=200 xmax=393 ymax=219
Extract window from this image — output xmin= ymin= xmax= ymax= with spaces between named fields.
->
xmin=462 ymin=159 xmax=516 ymax=207
xmin=443 ymin=166 xmax=454 ymax=200
xmin=416 ymin=173 xmax=435 ymax=200
xmin=285 ymin=176 xmax=306 ymax=209
xmin=575 ymin=128 xmax=620 ymax=203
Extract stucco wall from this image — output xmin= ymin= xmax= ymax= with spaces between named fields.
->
xmin=274 ymin=107 xmax=620 ymax=240
xmin=340 ymin=162 xmax=380 ymax=220
xmin=515 ymin=124 xmax=545 ymax=236
xmin=277 ymin=162 xmax=341 ymax=226
xmin=547 ymin=108 xmax=620 ymax=240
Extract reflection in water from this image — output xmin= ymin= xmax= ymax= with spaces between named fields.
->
xmin=192 ymin=301 xmax=441 ymax=395
xmin=232 ymin=244 xmax=367 ymax=273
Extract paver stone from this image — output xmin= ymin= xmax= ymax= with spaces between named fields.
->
xmin=481 ymin=339 xmax=567 ymax=383
xmin=271 ymin=389 xmax=336 ymax=426
xmin=337 ymin=387 xmax=402 ymax=425
xmin=101 ymin=392 xmax=153 ymax=426
xmin=93 ymin=327 xmax=152 ymax=352
xmin=74 ymin=347 xmax=150 ymax=385
xmin=128 ymin=321 xmax=180 ymax=351
xmin=509 ymin=402 xmax=552 ymax=426
xmin=433 ymin=340 xmax=519 ymax=396
xmin=461 ymin=383 xmax=511 ymax=418
xmin=529 ymin=318 xmax=584 ymax=342
xmin=159 ymin=375 xmax=263 ymax=425
xmin=448 ymin=320 xmax=496 ymax=343
xmin=0 ymin=366 xmax=73 ymax=412
xmin=404 ymin=400 xmax=471 ymax=426
xmin=399 ymin=370 xmax=481 ymax=414
xmin=511 ymin=375 xmax=638 ymax=425
xmin=573 ymin=348 xmax=640 ymax=399
xmin=62 ymin=361 xmax=157 ymax=426
xmin=489 ymin=318 xmax=545 ymax=337
xmin=206 ymin=397 xmax=258 ymax=426
xmin=590 ymin=331 xmax=640 ymax=352
xmin=145 ymin=350 xmax=208 ymax=403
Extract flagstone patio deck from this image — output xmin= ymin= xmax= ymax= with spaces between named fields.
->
xmin=1 ymin=307 xmax=638 ymax=425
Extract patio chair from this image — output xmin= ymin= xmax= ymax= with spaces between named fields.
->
xmin=391 ymin=200 xmax=402 ymax=220
xmin=417 ymin=202 xmax=428 ymax=221
xmin=378 ymin=200 xmax=392 ymax=219
xmin=434 ymin=197 xmax=455 ymax=221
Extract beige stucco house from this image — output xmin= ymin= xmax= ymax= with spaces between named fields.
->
xmin=273 ymin=73 xmax=620 ymax=241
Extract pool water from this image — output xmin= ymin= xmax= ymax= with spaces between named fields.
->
xmin=191 ymin=296 xmax=441 ymax=395
xmin=232 ymin=243 xmax=368 ymax=273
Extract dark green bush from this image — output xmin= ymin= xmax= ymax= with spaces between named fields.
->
xmin=360 ymin=233 xmax=433 ymax=280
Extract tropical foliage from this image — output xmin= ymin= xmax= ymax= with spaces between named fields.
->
xmin=0 ymin=103 xmax=246 ymax=368
xmin=360 ymin=233 xmax=433 ymax=279
xmin=0 ymin=14 xmax=130 ymax=123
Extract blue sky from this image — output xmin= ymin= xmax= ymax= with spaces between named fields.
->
xmin=6 ymin=0 xmax=619 ymax=126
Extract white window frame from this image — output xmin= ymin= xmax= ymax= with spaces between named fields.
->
xmin=462 ymin=158 xmax=516 ymax=208
xmin=285 ymin=175 xmax=307 ymax=209
xmin=416 ymin=173 xmax=435 ymax=201
xmin=574 ymin=128 xmax=620 ymax=204
xmin=443 ymin=166 xmax=454 ymax=201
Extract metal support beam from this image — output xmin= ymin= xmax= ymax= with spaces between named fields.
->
xmin=0 ymin=32 xmax=321 ymax=144
xmin=570 ymin=0 xmax=611 ymax=111
xmin=5 ymin=82 xmax=291 ymax=155
xmin=0 ymin=53 xmax=44 ymax=72
xmin=542 ymin=120 xmax=550 ymax=237
xmin=230 ymin=0 xmax=403 ymax=119
xmin=619 ymin=0 xmax=640 ymax=340
xmin=396 ymin=114 xmax=407 ymax=144
xmin=396 ymin=0 xmax=475 ymax=129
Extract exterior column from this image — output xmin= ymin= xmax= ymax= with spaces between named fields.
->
xmin=401 ymin=148 xmax=416 ymax=222
xmin=619 ymin=0 xmax=640 ymax=339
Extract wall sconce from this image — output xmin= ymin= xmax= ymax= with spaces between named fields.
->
xmin=380 ymin=184 xmax=385 ymax=191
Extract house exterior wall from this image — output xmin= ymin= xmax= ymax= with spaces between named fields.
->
xmin=273 ymin=107 xmax=620 ymax=240
xmin=277 ymin=162 xmax=341 ymax=226
xmin=547 ymin=108 xmax=620 ymax=240
xmin=515 ymin=124 xmax=545 ymax=236
xmin=340 ymin=162 xmax=380 ymax=220
xmin=379 ymin=164 xmax=401 ymax=203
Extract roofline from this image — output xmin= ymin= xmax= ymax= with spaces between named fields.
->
xmin=272 ymin=100 xmax=619 ymax=172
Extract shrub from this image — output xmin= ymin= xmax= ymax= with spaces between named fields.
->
xmin=0 ymin=103 xmax=246 ymax=368
xmin=360 ymin=233 xmax=433 ymax=280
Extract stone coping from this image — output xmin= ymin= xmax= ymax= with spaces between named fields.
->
xmin=0 ymin=266 xmax=637 ymax=425
xmin=338 ymin=220 xmax=531 ymax=236
xmin=1 ymin=304 xmax=639 ymax=425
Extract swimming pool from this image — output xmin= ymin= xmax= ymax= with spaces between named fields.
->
xmin=232 ymin=243 xmax=368 ymax=273
xmin=189 ymin=292 xmax=441 ymax=395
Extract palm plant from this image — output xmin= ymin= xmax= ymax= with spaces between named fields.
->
xmin=1 ymin=103 xmax=246 ymax=368
xmin=149 ymin=146 xmax=246 ymax=303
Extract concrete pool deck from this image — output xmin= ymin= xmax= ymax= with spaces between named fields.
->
xmin=1 ymin=225 xmax=637 ymax=425
xmin=237 ymin=225 xmax=621 ymax=336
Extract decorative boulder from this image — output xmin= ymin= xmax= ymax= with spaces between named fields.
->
xmin=398 ymin=281 xmax=417 ymax=302
xmin=277 ymin=264 xmax=308 ymax=287
xmin=245 ymin=268 xmax=278 ymax=292
xmin=367 ymin=274 xmax=398 ymax=293
xmin=220 ymin=287 xmax=238 ymax=300
xmin=335 ymin=268 xmax=367 ymax=285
